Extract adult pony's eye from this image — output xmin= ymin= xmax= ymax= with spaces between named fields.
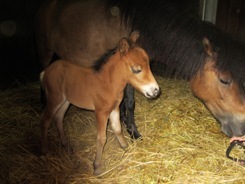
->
xmin=131 ymin=66 xmax=142 ymax=74
xmin=219 ymin=78 xmax=232 ymax=85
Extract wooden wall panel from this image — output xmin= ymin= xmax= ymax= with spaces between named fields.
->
xmin=216 ymin=0 xmax=245 ymax=41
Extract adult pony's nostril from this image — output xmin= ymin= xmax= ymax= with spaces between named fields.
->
xmin=221 ymin=121 xmax=245 ymax=137
xmin=231 ymin=123 xmax=245 ymax=137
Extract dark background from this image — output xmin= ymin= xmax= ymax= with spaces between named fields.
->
xmin=216 ymin=0 xmax=245 ymax=42
xmin=0 ymin=0 xmax=42 ymax=89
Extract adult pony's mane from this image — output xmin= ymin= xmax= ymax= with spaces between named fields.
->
xmin=106 ymin=0 xmax=245 ymax=83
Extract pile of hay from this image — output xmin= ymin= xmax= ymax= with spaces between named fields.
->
xmin=0 ymin=77 xmax=244 ymax=184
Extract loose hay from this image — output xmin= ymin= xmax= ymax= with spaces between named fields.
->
xmin=0 ymin=77 xmax=245 ymax=184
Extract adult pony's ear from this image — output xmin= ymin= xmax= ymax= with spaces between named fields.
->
xmin=202 ymin=37 xmax=214 ymax=57
xmin=129 ymin=31 xmax=140 ymax=43
xmin=118 ymin=38 xmax=130 ymax=57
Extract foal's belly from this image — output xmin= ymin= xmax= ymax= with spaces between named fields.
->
xmin=68 ymin=96 xmax=95 ymax=111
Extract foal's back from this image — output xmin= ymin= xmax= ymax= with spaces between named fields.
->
xmin=41 ymin=60 xmax=98 ymax=109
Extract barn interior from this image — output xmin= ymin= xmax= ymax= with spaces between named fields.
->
xmin=1 ymin=0 xmax=245 ymax=183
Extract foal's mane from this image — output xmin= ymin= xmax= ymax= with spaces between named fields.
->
xmin=93 ymin=38 xmax=137 ymax=72
xmin=106 ymin=0 xmax=245 ymax=84
xmin=93 ymin=48 xmax=116 ymax=72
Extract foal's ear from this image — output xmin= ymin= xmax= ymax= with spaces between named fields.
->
xmin=202 ymin=37 xmax=214 ymax=57
xmin=129 ymin=31 xmax=140 ymax=43
xmin=118 ymin=38 xmax=130 ymax=56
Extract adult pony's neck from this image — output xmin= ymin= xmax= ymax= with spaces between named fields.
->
xmin=106 ymin=0 xmax=245 ymax=83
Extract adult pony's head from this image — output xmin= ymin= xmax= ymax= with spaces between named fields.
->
xmin=116 ymin=31 xmax=160 ymax=99
xmin=190 ymin=38 xmax=245 ymax=137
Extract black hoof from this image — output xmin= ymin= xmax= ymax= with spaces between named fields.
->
xmin=126 ymin=127 xmax=142 ymax=140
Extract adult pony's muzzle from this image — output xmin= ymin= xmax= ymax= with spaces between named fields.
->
xmin=224 ymin=106 xmax=245 ymax=139
xmin=221 ymin=119 xmax=245 ymax=137
xmin=142 ymin=84 xmax=161 ymax=99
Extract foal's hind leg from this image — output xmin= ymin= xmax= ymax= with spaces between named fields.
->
xmin=109 ymin=109 xmax=128 ymax=148
xmin=120 ymin=84 xmax=141 ymax=139
xmin=53 ymin=101 xmax=70 ymax=149
xmin=40 ymin=104 xmax=60 ymax=154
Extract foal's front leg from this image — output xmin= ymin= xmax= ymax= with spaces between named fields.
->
xmin=120 ymin=84 xmax=141 ymax=139
xmin=94 ymin=111 xmax=109 ymax=175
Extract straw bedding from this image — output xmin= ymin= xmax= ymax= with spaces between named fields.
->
xmin=0 ymin=77 xmax=245 ymax=184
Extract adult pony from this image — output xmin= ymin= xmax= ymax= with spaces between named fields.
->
xmin=40 ymin=32 xmax=160 ymax=175
xmin=36 ymin=0 xmax=245 ymax=139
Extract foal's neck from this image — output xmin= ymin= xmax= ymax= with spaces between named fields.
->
xmin=100 ymin=52 xmax=128 ymax=91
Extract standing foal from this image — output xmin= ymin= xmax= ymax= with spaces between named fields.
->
xmin=39 ymin=31 xmax=160 ymax=175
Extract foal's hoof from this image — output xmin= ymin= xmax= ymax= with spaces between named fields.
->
xmin=120 ymin=142 xmax=128 ymax=149
xmin=93 ymin=166 xmax=104 ymax=176
xmin=93 ymin=169 xmax=102 ymax=176
xmin=131 ymin=132 xmax=142 ymax=140
xmin=61 ymin=142 xmax=74 ymax=154
xmin=128 ymin=129 xmax=142 ymax=140
xmin=40 ymin=145 xmax=49 ymax=155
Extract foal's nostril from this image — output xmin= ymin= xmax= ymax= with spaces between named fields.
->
xmin=150 ymin=87 xmax=160 ymax=98
xmin=143 ymin=85 xmax=161 ymax=99
xmin=155 ymin=87 xmax=161 ymax=95
xmin=154 ymin=88 xmax=160 ymax=95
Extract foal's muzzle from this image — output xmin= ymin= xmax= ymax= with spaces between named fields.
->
xmin=144 ymin=85 xmax=161 ymax=99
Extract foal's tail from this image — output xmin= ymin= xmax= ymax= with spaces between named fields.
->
xmin=40 ymin=71 xmax=45 ymax=83
xmin=39 ymin=71 xmax=46 ymax=90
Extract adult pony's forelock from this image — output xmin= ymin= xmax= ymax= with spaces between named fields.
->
xmin=106 ymin=0 xmax=245 ymax=83
xmin=204 ymin=25 xmax=245 ymax=85
xmin=215 ymin=36 xmax=245 ymax=85
xmin=93 ymin=48 xmax=116 ymax=72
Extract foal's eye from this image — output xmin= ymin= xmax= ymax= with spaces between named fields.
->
xmin=219 ymin=78 xmax=232 ymax=85
xmin=131 ymin=66 xmax=142 ymax=74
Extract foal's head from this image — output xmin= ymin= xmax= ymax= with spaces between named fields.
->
xmin=117 ymin=31 xmax=160 ymax=99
